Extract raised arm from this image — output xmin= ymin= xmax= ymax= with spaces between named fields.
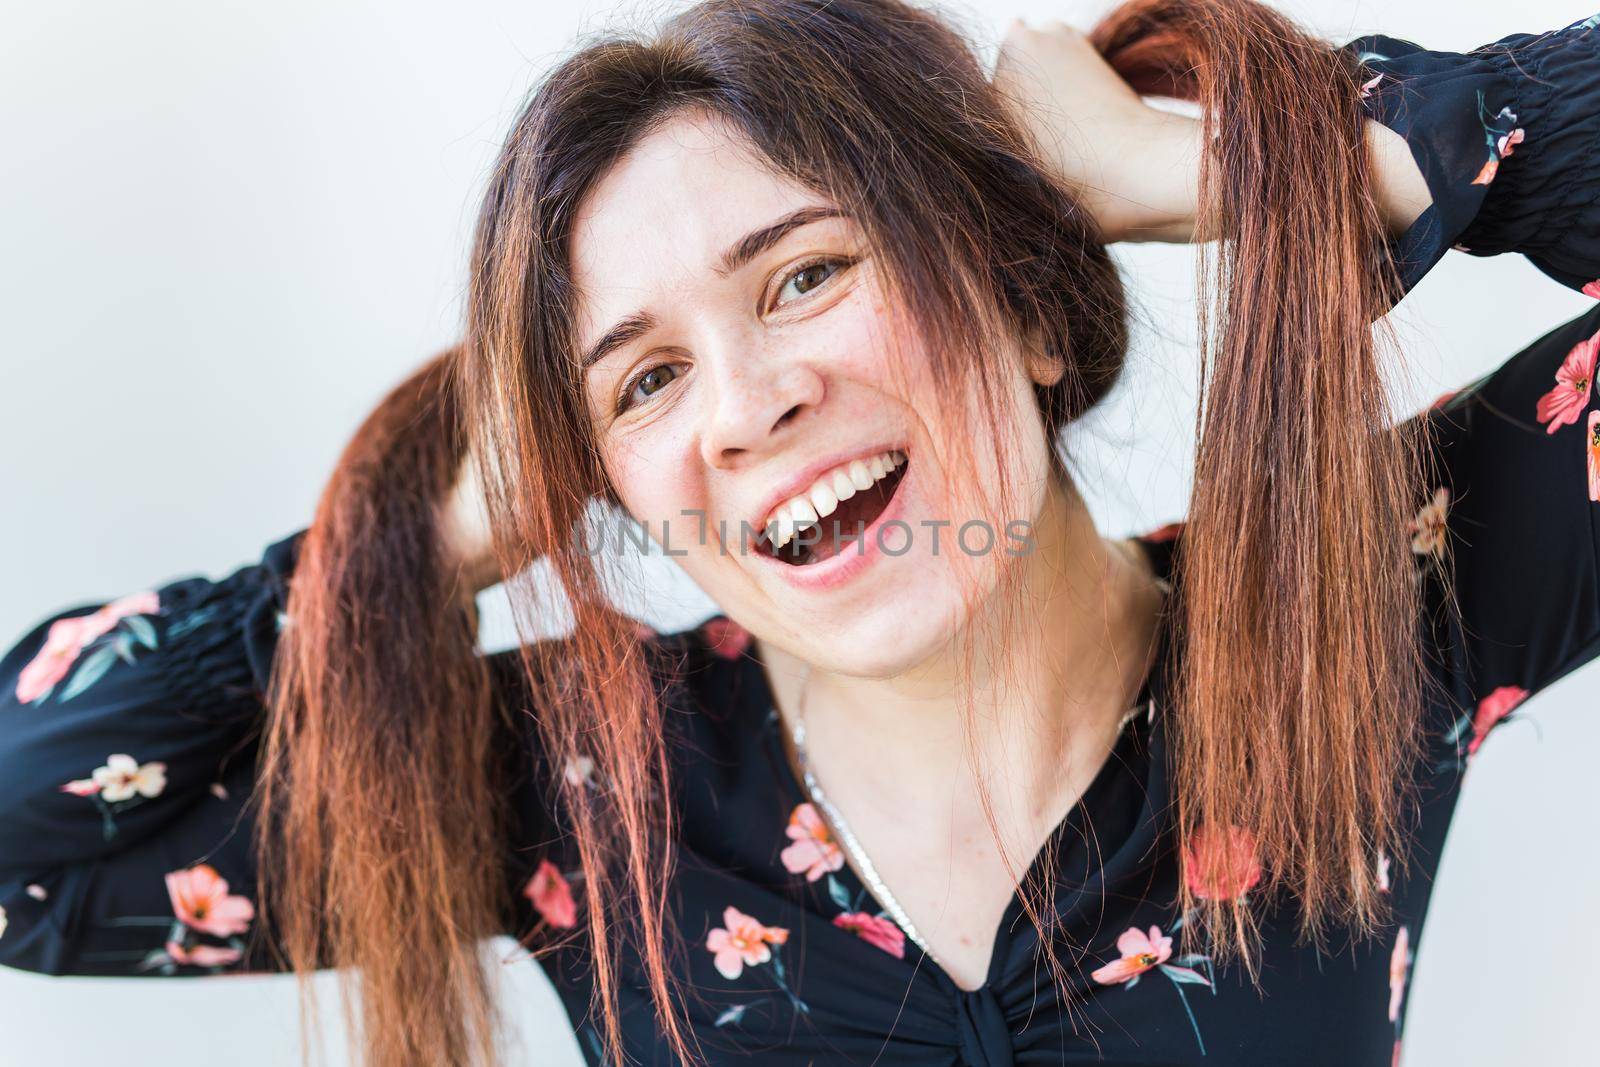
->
xmin=1342 ymin=15 xmax=1600 ymax=755
xmin=1346 ymin=14 xmax=1600 ymax=302
xmin=996 ymin=12 xmax=1600 ymax=756
xmin=0 ymin=525 xmax=565 ymax=976
xmin=0 ymin=532 xmax=306 ymax=974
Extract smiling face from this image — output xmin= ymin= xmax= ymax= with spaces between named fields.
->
xmin=570 ymin=108 xmax=1062 ymax=677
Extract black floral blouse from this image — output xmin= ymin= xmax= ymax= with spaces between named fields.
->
xmin=4 ymin=14 xmax=1600 ymax=1066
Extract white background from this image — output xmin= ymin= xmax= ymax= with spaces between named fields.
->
xmin=2 ymin=1 xmax=1597 ymax=1064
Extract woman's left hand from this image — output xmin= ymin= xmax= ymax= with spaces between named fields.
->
xmin=991 ymin=18 xmax=1204 ymax=244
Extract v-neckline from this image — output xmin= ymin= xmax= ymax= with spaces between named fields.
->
xmin=735 ymin=535 xmax=1174 ymax=993
xmin=752 ymin=685 xmax=1160 ymax=992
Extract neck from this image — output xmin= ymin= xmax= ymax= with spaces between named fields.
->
xmin=758 ymin=470 xmax=1165 ymax=822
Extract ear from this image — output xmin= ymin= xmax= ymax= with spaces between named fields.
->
xmin=1022 ymin=329 xmax=1066 ymax=388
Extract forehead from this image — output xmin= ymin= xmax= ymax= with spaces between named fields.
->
xmin=568 ymin=111 xmax=823 ymax=341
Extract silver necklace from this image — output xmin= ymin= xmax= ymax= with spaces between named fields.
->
xmin=782 ymin=680 xmax=1156 ymax=963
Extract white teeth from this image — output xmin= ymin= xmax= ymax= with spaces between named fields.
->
xmin=778 ymin=498 xmax=819 ymax=552
xmin=809 ymin=482 xmax=839 ymax=518
xmin=761 ymin=449 xmax=908 ymax=551
xmin=773 ymin=510 xmax=796 ymax=548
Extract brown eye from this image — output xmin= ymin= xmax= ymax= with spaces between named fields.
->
xmin=638 ymin=365 xmax=675 ymax=397
xmin=773 ymin=257 xmax=851 ymax=307
xmin=617 ymin=362 xmax=680 ymax=414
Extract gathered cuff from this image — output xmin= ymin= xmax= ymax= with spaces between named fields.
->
xmin=153 ymin=529 xmax=306 ymax=724
xmin=1341 ymin=31 xmax=1525 ymax=304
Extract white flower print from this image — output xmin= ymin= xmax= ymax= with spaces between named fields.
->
xmin=1407 ymin=486 xmax=1450 ymax=558
xmin=91 ymin=753 xmax=168 ymax=803
xmin=564 ymin=754 xmax=596 ymax=788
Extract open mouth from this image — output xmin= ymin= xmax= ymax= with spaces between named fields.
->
xmin=754 ymin=455 xmax=910 ymax=567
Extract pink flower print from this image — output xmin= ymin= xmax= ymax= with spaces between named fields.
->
xmin=779 ymin=802 xmax=844 ymax=882
xmin=524 ymin=859 xmax=578 ymax=929
xmin=700 ymin=615 xmax=752 ymax=660
xmin=706 ymin=905 xmax=789 ymax=980
xmin=1587 ymin=410 xmax=1600 ymax=502
xmin=1406 ymin=486 xmax=1450 ymax=558
xmin=1182 ymin=824 xmax=1262 ymax=902
xmin=1388 ymin=925 xmax=1412 ymax=1022
xmin=15 ymin=624 xmax=82 ymax=703
xmin=80 ymin=590 xmax=160 ymax=643
xmin=110 ymin=589 xmax=160 ymax=616
xmin=1468 ymin=685 xmax=1529 ymax=755
xmin=1582 ymin=279 xmax=1600 ymax=299
xmin=1535 ymin=329 xmax=1600 ymax=433
xmin=164 ymin=940 xmax=244 ymax=968
xmin=1359 ymin=73 xmax=1383 ymax=99
xmin=14 ymin=590 xmax=160 ymax=703
xmin=832 ymin=911 xmax=906 ymax=958
xmin=1140 ymin=521 xmax=1185 ymax=543
xmin=1091 ymin=925 xmax=1173 ymax=985
xmin=1472 ymin=104 xmax=1522 ymax=187
xmin=1377 ymin=851 xmax=1392 ymax=894
xmin=166 ymin=864 xmax=255 ymax=938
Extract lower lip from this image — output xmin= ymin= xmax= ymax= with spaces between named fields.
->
xmin=751 ymin=458 xmax=915 ymax=592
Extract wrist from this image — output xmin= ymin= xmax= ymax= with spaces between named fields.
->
xmin=1106 ymin=108 xmax=1205 ymax=244
xmin=1108 ymin=115 xmax=1429 ymax=245
xmin=440 ymin=455 xmax=501 ymax=599
xmin=1364 ymin=118 xmax=1432 ymax=239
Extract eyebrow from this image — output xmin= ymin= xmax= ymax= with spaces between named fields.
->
xmin=578 ymin=204 xmax=846 ymax=372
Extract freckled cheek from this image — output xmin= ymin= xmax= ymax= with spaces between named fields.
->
xmin=606 ymin=438 xmax=711 ymax=544
xmin=826 ymin=304 xmax=930 ymax=402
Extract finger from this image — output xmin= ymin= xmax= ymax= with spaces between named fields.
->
xmin=1001 ymin=16 xmax=1039 ymax=44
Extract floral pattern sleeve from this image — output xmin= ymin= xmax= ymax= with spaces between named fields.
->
xmin=0 ymin=530 xmax=304 ymax=974
xmin=1347 ymin=15 xmax=1600 ymax=301
xmin=1344 ymin=15 xmax=1600 ymax=756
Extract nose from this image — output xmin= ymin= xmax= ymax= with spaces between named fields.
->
xmin=698 ymin=335 xmax=825 ymax=470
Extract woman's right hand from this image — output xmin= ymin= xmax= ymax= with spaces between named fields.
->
xmin=440 ymin=452 xmax=503 ymax=600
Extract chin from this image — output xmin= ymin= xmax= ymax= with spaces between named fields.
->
xmin=790 ymin=591 xmax=965 ymax=679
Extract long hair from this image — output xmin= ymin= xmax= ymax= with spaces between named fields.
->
xmin=250 ymin=1 xmax=1433 ymax=1064
xmin=1086 ymin=0 xmax=1432 ymax=966
xmin=252 ymin=351 xmax=527 ymax=1067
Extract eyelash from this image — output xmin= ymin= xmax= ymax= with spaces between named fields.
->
xmin=611 ymin=255 xmax=856 ymax=415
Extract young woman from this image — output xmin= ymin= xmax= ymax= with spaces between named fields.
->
xmin=2 ymin=1 xmax=1597 ymax=1064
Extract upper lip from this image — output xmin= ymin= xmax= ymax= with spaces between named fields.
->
xmin=746 ymin=441 xmax=908 ymax=544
